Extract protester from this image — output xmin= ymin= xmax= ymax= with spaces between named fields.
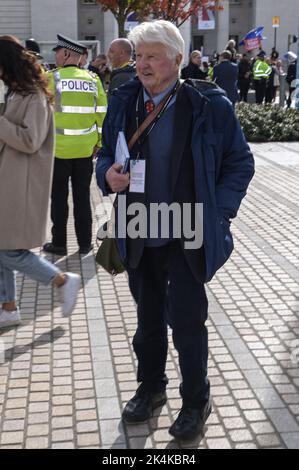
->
xmin=96 ymin=20 xmax=254 ymax=441
xmin=0 ymin=35 xmax=80 ymax=328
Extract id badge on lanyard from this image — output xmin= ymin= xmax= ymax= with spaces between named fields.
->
xmin=129 ymin=159 xmax=146 ymax=193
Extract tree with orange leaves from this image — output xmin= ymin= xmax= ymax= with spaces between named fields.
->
xmin=150 ymin=1 xmax=223 ymax=28
xmin=97 ymin=0 xmax=223 ymax=37
xmin=97 ymin=1 xmax=152 ymax=37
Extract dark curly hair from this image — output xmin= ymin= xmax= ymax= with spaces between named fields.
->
xmin=0 ymin=35 xmax=53 ymax=102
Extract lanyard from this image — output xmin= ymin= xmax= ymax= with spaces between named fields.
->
xmin=134 ymin=80 xmax=179 ymax=156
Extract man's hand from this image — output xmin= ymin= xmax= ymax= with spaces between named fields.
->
xmin=105 ymin=163 xmax=130 ymax=193
xmin=92 ymin=146 xmax=99 ymax=159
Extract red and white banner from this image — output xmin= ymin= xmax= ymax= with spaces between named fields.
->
xmin=244 ymin=37 xmax=261 ymax=51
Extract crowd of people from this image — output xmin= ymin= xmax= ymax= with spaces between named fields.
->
xmin=22 ymin=35 xmax=298 ymax=110
xmin=180 ymin=39 xmax=297 ymax=107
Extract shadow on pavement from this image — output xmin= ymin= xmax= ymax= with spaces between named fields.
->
xmin=114 ymin=406 xmax=206 ymax=449
xmin=1 ymin=326 xmax=65 ymax=363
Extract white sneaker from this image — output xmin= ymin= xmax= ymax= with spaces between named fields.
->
xmin=0 ymin=308 xmax=21 ymax=328
xmin=58 ymin=272 xmax=81 ymax=317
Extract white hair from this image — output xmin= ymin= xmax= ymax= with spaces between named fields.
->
xmin=128 ymin=20 xmax=185 ymax=62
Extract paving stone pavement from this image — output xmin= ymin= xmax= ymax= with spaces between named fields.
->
xmin=0 ymin=142 xmax=299 ymax=449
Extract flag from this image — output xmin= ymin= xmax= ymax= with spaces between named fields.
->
xmin=239 ymin=27 xmax=264 ymax=51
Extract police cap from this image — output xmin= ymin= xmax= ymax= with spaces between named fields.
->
xmin=25 ymin=38 xmax=43 ymax=59
xmin=257 ymin=51 xmax=266 ymax=58
xmin=53 ymin=34 xmax=86 ymax=54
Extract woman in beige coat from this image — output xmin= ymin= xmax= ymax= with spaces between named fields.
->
xmin=0 ymin=36 xmax=80 ymax=328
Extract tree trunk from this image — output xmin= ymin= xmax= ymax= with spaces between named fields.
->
xmin=118 ymin=15 xmax=126 ymax=37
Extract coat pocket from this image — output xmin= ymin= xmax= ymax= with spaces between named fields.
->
xmin=218 ymin=213 xmax=234 ymax=263
xmin=213 ymin=213 xmax=234 ymax=275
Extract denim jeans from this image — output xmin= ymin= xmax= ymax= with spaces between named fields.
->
xmin=0 ymin=250 xmax=61 ymax=303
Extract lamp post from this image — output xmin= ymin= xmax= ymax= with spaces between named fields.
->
xmin=272 ymin=16 xmax=280 ymax=50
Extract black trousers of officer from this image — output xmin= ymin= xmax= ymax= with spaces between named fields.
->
xmin=254 ymin=78 xmax=267 ymax=104
xmin=51 ymin=157 xmax=93 ymax=248
xmin=127 ymin=242 xmax=210 ymax=409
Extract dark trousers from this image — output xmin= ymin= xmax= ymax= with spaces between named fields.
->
xmin=265 ymin=84 xmax=275 ymax=103
xmin=287 ymin=87 xmax=295 ymax=108
xmin=127 ymin=242 xmax=210 ymax=408
xmin=51 ymin=157 xmax=93 ymax=248
xmin=255 ymin=79 xmax=267 ymax=104
xmin=239 ymin=79 xmax=250 ymax=102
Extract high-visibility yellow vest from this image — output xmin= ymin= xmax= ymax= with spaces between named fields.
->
xmin=253 ymin=59 xmax=271 ymax=81
xmin=208 ymin=66 xmax=214 ymax=80
xmin=48 ymin=66 xmax=107 ymax=159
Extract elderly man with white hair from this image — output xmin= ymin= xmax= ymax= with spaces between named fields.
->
xmin=96 ymin=20 xmax=254 ymax=441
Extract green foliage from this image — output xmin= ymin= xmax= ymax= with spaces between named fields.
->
xmin=236 ymin=103 xmax=299 ymax=142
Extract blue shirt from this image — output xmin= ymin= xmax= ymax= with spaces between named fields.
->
xmin=143 ymin=80 xmax=178 ymax=109
xmin=142 ymin=81 xmax=178 ymax=246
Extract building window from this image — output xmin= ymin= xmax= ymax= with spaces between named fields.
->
xmin=193 ymin=36 xmax=204 ymax=51
xmin=229 ymin=0 xmax=241 ymax=4
xmin=81 ymin=0 xmax=96 ymax=4
xmin=85 ymin=35 xmax=96 ymax=40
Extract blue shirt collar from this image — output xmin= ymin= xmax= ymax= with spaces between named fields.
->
xmin=143 ymin=80 xmax=178 ymax=107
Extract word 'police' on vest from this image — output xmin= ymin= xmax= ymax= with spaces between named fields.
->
xmin=60 ymin=79 xmax=97 ymax=93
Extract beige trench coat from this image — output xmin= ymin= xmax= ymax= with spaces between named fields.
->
xmin=0 ymin=91 xmax=54 ymax=249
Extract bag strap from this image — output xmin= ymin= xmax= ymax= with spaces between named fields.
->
xmin=127 ymin=82 xmax=182 ymax=151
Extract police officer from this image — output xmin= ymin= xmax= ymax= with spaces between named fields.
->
xmin=43 ymin=35 xmax=107 ymax=256
xmin=25 ymin=38 xmax=49 ymax=70
xmin=253 ymin=51 xmax=271 ymax=104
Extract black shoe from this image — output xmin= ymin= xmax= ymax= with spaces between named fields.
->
xmin=43 ymin=243 xmax=67 ymax=256
xmin=79 ymin=244 xmax=93 ymax=254
xmin=122 ymin=388 xmax=167 ymax=424
xmin=169 ymin=399 xmax=212 ymax=441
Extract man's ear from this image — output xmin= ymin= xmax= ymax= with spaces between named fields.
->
xmin=176 ymin=54 xmax=183 ymax=68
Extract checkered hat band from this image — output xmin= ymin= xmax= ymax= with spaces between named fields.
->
xmin=57 ymin=39 xmax=83 ymax=54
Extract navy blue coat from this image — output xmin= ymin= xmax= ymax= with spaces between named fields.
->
xmin=213 ymin=61 xmax=239 ymax=104
xmin=96 ymin=78 xmax=254 ymax=282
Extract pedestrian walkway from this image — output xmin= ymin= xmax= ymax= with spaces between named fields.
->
xmin=0 ymin=142 xmax=298 ymax=449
